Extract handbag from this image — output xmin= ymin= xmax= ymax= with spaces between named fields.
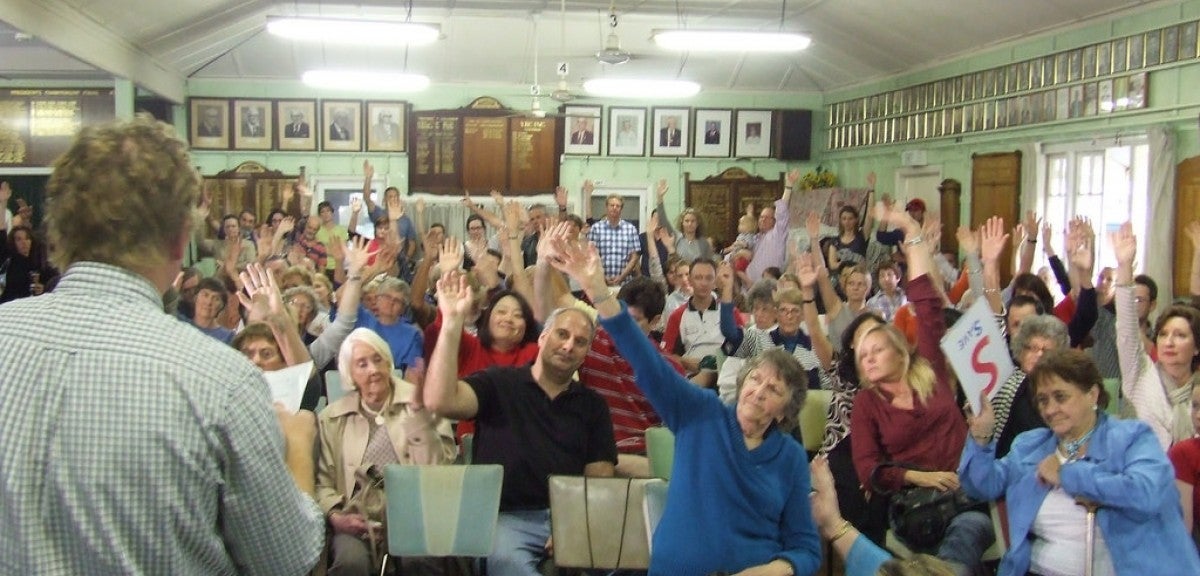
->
xmin=547 ymin=476 xmax=652 ymax=570
xmin=870 ymin=461 xmax=977 ymax=552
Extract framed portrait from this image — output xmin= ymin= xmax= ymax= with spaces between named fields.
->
xmin=734 ymin=110 xmax=773 ymax=158
xmin=692 ymin=108 xmax=732 ymax=157
xmin=1041 ymin=90 xmax=1056 ymax=122
xmin=1144 ymin=29 xmax=1161 ymax=67
xmin=562 ymin=105 xmax=601 ymax=155
xmin=189 ymin=98 xmax=229 ymax=150
xmin=607 ymin=107 xmax=646 ymax=157
xmin=232 ymin=99 xmax=272 ymax=151
xmin=1027 ymin=93 xmax=1043 ymax=123
xmin=1081 ymin=45 xmax=1096 ymax=79
xmin=1164 ymin=26 xmax=1179 ymax=63
xmin=1113 ymin=37 xmax=1129 ymax=73
xmin=1056 ymin=87 xmax=1071 ymax=120
xmin=321 ymin=100 xmax=362 ymax=152
xmin=1098 ymin=80 xmax=1114 ymax=113
xmin=651 ymin=107 xmax=690 ymax=157
xmin=1181 ymin=22 xmax=1198 ymax=60
xmin=1067 ymin=85 xmax=1084 ymax=118
xmin=1040 ymin=56 xmax=1054 ymax=87
xmin=366 ymin=101 xmax=407 ymax=153
xmin=1054 ymin=53 xmax=1069 ymax=84
xmin=1028 ymin=60 xmax=1043 ymax=89
xmin=276 ymin=99 xmax=316 ymax=151
xmin=1083 ymin=83 xmax=1098 ymax=117
xmin=1068 ymin=49 xmax=1083 ymax=82
xmin=1015 ymin=62 xmax=1029 ymax=92
xmin=1112 ymin=76 xmax=1129 ymax=111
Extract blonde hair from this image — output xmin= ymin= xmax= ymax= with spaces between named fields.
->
xmin=336 ymin=327 xmax=399 ymax=395
xmin=855 ymin=323 xmax=937 ymax=404
xmin=46 ymin=114 xmax=200 ymax=271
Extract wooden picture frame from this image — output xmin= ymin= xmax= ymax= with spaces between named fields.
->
xmin=734 ymin=109 xmax=772 ymax=158
xmin=651 ymin=107 xmax=690 ymax=157
xmin=276 ymin=99 xmax=317 ymax=151
xmin=189 ymin=98 xmax=229 ymax=150
xmin=607 ymin=107 xmax=646 ymax=157
xmin=321 ymin=100 xmax=362 ymax=152
xmin=366 ymin=101 xmax=407 ymax=153
xmin=692 ymin=108 xmax=732 ymax=158
xmin=562 ymin=104 xmax=602 ymax=156
xmin=232 ymin=99 xmax=273 ymax=151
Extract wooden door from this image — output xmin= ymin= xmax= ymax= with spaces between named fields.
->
xmin=1173 ymin=156 xmax=1200 ymax=297
xmin=970 ymin=151 xmax=1021 ymax=284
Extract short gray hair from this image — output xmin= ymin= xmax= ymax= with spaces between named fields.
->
xmin=542 ymin=306 xmax=597 ymax=341
xmin=1009 ymin=313 xmax=1068 ymax=359
xmin=734 ymin=348 xmax=808 ymax=433
xmin=746 ymin=279 xmax=778 ymax=309
xmin=374 ymin=277 xmax=411 ymax=304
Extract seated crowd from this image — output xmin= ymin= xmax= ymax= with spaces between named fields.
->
xmin=6 ymin=116 xmax=1200 ymax=576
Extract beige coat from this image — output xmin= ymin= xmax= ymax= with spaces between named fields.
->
xmin=314 ymin=382 xmax=457 ymax=515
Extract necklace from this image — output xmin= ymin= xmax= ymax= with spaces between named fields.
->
xmin=361 ymin=401 xmax=386 ymax=426
xmin=1058 ymin=424 xmax=1097 ymax=461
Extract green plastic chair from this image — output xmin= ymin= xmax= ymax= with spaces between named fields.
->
xmin=799 ymin=389 xmax=831 ymax=452
xmin=383 ymin=464 xmax=503 ymax=558
xmin=642 ymin=479 xmax=668 ymax=556
xmin=644 ymin=426 xmax=675 ymax=480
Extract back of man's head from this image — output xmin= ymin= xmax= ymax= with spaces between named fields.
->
xmin=46 ymin=114 xmax=199 ymax=272
xmin=618 ymin=277 xmax=666 ymax=318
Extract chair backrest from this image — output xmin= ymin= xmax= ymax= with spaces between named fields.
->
xmin=548 ymin=476 xmax=652 ymax=570
xmin=644 ymin=426 xmax=674 ymax=480
xmin=324 ymin=370 xmax=347 ymax=405
xmin=798 ymin=389 xmax=831 ymax=452
xmin=384 ymin=464 xmax=503 ymax=557
xmin=641 ymin=479 xmax=668 ymax=556
xmin=457 ymin=433 xmax=474 ymax=465
xmin=1102 ymin=378 xmax=1120 ymax=416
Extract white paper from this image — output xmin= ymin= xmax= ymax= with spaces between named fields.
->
xmin=263 ymin=361 xmax=313 ymax=413
xmin=939 ymin=298 xmax=1014 ymax=415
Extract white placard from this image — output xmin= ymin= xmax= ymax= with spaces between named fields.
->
xmin=263 ymin=361 xmax=314 ymax=413
xmin=939 ymin=299 xmax=1014 ymax=415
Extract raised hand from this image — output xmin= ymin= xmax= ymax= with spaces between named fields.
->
xmin=277 ymin=216 xmax=295 ymax=235
xmin=980 ymin=216 xmax=1009 ymax=264
xmin=1066 ymin=217 xmax=1094 ymax=273
xmin=794 ymin=252 xmax=818 ymax=290
xmin=436 ymin=270 xmax=476 ymax=322
xmin=920 ymin=214 xmax=942 ymax=255
xmin=489 ymin=189 xmax=505 ymax=205
xmin=363 ymin=160 xmax=375 ymax=181
xmin=808 ymin=457 xmax=843 ymax=535
xmin=345 ymin=236 xmax=372 ymax=275
xmin=460 ymin=190 xmax=474 ymax=208
xmin=547 ymin=236 xmax=605 ymax=292
xmin=386 ymin=193 xmax=404 ymax=220
xmin=1108 ymin=221 xmax=1137 ymax=267
xmin=716 ymin=260 xmax=734 ymax=293
xmin=655 ymin=178 xmax=668 ymax=202
xmin=554 ymin=185 xmax=568 ymax=210
xmin=423 ymin=229 xmax=441 ymax=261
xmin=956 ymin=225 xmax=980 ymax=257
xmin=439 ymin=237 xmax=464 ymax=272
xmin=805 ymin=211 xmax=822 ymax=239
xmin=968 ymin=392 xmax=996 ymax=444
xmin=502 ymin=200 xmax=523 ymax=231
xmin=238 ymin=262 xmax=286 ymax=324
xmin=537 ymin=221 xmax=571 ymax=264
xmin=786 ymin=169 xmax=801 ymax=188
xmin=281 ymin=182 xmax=296 ymax=207
xmin=350 ymin=196 xmax=363 ymax=214
xmin=1041 ymin=220 xmax=1053 ymax=248
xmin=414 ymin=197 xmax=426 ymax=214
xmin=866 ymin=171 xmax=877 ymax=189
xmin=1022 ymin=210 xmax=1040 ymax=241
xmin=582 ymin=179 xmax=595 ymax=196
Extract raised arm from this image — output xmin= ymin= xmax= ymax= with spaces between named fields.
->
xmin=717 ymin=261 xmax=745 ymax=348
xmin=654 ymin=179 xmax=677 ymax=238
xmin=423 ymin=271 xmax=481 ymax=421
xmin=807 ymin=211 xmax=843 ymax=321
xmin=533 ymin=221 xmax=576 ymax=323
xmin=1016 ymin=210 xmax=1039 ymax=276
xmin=500 ymin=200 xmax=535 ymax=306
xmin=238 ymin=263 xmax=312 ymax=369
xmin=796 ymin=253 xmax=833 ymax=370
xmin=978 ymin=217 xmax=1009 ymax=316
xmin=361 ymin=161 xmax=378 ymax=215
xmin=1064 ymin=217 xmax=1098 ymax=346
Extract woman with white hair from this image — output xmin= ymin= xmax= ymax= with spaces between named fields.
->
xmin=315 ymin=328 xmax=457 ymax=576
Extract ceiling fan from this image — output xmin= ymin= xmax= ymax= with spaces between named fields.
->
xmin=595 ymin=2 xmax=631 ymax=66
xmin=549 ymin=0 xmax=577 ymax=102
xmin=505 ymin=14 xmax=574 ymax=119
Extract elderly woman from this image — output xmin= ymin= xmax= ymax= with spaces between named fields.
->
xmin=850 ymin=208 xmax=994 ymax=569
xmin=549 ymin=229 xmax=820 ymax=576
xmin=962 ymin=349 xmax=1200 ymax=575
xmin=316 ymin=328 xmax=457 ymax=576
xmin=1112 ymin=222 xmax=1200 ymax=449
xmin=989 ymin=314 xmax=1069 ymax=457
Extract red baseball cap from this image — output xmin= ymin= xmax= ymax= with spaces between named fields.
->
xmin=905 ymin=198 xmax=926 ymax=213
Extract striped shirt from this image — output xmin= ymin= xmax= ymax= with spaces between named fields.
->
xmin=0 ymin=262 xmax=323 ymax=575
xmin=587 ymin=218 xmax=641 ymax=282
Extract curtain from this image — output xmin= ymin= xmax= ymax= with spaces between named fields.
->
xmin=1147 ymin=126 xmax=1176 ymax=304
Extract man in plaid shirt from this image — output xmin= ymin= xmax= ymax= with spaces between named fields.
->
xmin=587 ymin=193 xmax=641 ymax=286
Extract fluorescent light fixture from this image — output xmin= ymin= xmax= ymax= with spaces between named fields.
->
xmin=653 ymin=30 xmax=811 ymax=52
xmin=302 ymin=70 xmax=430 ymax=92
xmin=267 ymin=17 xmax=439 ymax=46
xmin=583 ymin=78 xmax=700 ymax=99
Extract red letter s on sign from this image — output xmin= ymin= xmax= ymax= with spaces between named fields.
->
xmin=972 ymin=335 xmax=999 ymax=396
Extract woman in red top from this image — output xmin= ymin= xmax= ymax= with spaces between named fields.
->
xmin=849 ymin=206 xmax=994 ymax=571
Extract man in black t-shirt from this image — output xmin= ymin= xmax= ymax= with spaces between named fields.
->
xmin=425 ymin=274 xmax=617 ymax=576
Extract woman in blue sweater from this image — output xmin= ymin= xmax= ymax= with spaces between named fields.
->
xmin=545 ymin=228 xmax=820 ymax=576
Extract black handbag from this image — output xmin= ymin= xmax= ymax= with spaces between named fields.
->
xmin=870 ymin=461 xmax=977 ymax=552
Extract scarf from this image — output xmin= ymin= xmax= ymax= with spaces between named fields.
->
xmin=1167 ymin=370 xmax=1198 ymax=443
xmin=990 ymin=368 xmax=1028 ymax=441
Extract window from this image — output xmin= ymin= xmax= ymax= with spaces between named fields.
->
xmin=1039 ymin=136 xmax=1149 ymax=273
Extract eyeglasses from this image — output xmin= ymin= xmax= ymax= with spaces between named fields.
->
xmin=778 ymin=306 xmax=804 ymax=316
xmin=1023 ymin=344 xmax=1055 ymax=355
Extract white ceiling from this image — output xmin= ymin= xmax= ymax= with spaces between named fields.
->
xmin=0 ymin=0 xmax=1159 ymax=101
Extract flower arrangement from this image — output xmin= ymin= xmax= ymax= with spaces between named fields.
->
xmin=800 ymin=165 xmax=837 ymax=190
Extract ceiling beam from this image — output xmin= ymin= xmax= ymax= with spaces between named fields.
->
xmin=0 ymin=0 xmax=186 ymax=102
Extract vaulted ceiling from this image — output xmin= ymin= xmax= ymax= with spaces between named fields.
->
xmin=1 ymin=0 xmax=1158 ymax=103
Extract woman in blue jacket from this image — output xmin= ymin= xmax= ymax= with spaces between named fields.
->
xmin=960 ymin=348 xmax=1200 ymax=576
xmin=544 ymin=227 xmax=820 ymax=576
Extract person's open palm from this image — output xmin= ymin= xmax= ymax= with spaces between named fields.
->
xmin=1108 ymin=221 xmax=1137 ymax=266
xmin=436 ymin=270 xmax=475 ymax=322
xmin=440 ymin=237 xmax=464 ymax=272
xmin=980 ymin=216 xmax=1009 ymax=264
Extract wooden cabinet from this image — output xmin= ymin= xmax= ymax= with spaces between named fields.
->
xmin=685 ymin=168 xmax=783 ymax=250
xmin=970 ymin=151 xmax=1021 ymax=284
xmin=203 ymin=161 xmax=301 ymax=225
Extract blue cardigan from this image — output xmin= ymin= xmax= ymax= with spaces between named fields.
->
xmin=958 ymin=413 xmax=1200 ymax=576
xmin=598 ymin=306 xmax=820 ymax=576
